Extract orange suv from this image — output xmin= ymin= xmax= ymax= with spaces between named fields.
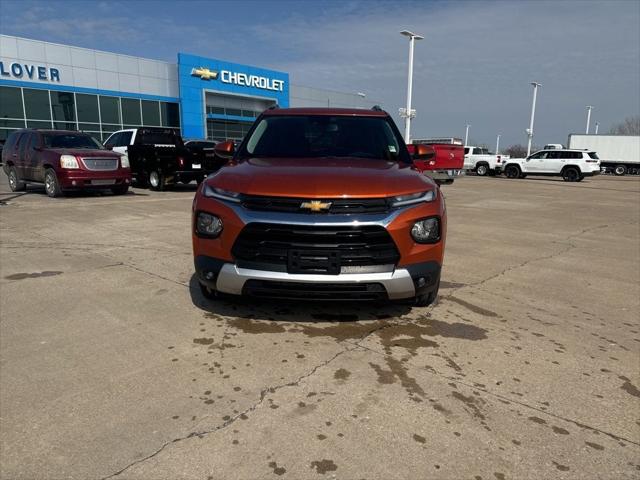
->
xmin=192 ymin=108 xmax=446 ymax=306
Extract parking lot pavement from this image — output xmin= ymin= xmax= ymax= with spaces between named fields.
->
xmin=0 ymin=174 xmax=638 ymax=480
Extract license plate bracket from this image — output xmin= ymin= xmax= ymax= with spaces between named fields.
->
xmin=288 ymin=250 xmax=340 ymax=275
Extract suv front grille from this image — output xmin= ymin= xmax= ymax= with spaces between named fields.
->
xmin=241 ymin=195 xmax=391 ymax=214
xmin=232 ymin=223 xmax=400 ymax=274
xmin=81 ymin=157 xmax=119 ymax=171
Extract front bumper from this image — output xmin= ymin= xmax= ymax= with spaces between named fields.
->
xmin=195 ymin=255 xmax=441 ymax=301
xmin=58 ymin=170 xmax=131 ymax=189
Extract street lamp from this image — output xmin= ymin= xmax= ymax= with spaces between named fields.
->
xmin=496 ymin=134 xmax=501 ymax=155
xmin=464 ymin=124 xmax=471 ymax=146
xmin=595 ymin=122 xmax=599 ymax=135
xmin=399 ymin=30 xmax=423 ymax=143
xmin=526 ymin=82 xmax=541 ymax=157
xmin=585 ymin=106 xmax=593 ymax=134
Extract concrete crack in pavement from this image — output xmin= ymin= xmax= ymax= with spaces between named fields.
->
xmin=100 ymin=343 xmax=363 ymax=479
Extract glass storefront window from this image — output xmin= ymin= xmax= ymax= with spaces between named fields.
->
xmin=51 ymin=91 xmax=76 ymax=122
xmin=26 ymin=120 xmax=53 ymax=129
xmin=0 ymin=86 xmax=23 ymax=119
xmin=54 ymin=121 xmax=77 ymax=130
xmin=23 ymin=89 xmax=51 ymax=120
xmin=76 ymin=94 xmax=99 ymax=123
xmin=121 ymin=98 xmax=141 ymax=125
xmin=141 ymin=100 xmax=160 ymax=126
xmin=99 ymin=96 xmax=120 ymax=124
xmin=0 ymin=119 xmax=25 ymax=128
xmin=160 ymin=102 xmax=180 ymax=127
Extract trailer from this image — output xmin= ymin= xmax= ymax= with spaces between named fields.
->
xmin=567 ymin=134 xmax=640 ymax=175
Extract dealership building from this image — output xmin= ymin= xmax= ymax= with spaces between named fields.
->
xmin=0 ymin=34 xmax=374 ymax=142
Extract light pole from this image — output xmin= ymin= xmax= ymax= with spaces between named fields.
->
xmin=356 ymin=92 xmax=366 ymax=108
xmin=585 ymin=106 xmax=593 ymax=134
xmin=526 ymin=82 xmax=541 ymax=157
xmin=399 ymin=30 xmax=423 ymax=143
xmin=595 ymin=122 xmax=599 ymax=135
xmin=496 ymin=134 xmax=501 ymax=155
xmin=464 ymin=124 xmax=471 ymax=146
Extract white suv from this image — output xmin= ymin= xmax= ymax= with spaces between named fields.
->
xmin=502 ymin=149 xmax=601 ymax=182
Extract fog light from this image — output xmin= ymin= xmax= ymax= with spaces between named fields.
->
xmin=196 ymin=212 xmax=223 ymax=237
xmin=205 ymin=271 xmax=215 ymax=280
xmin=417 ymin=277 xmax=426 ymax=287
xmin=411 ymin=217 xmax=440 ymax=244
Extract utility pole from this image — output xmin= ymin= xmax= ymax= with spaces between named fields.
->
xmin=399 ymin=30 xmax=423 ymax=143
xmin=496 ymin=134 xmax=501 ymax=155
xmin=526 ymin=82 xmax=541 ymax=157
xmin=595 ymin=122 xmax=599 ymax=135
xmin=464 ymin=124 xmax=470 ymax=146
xmin=586 ymin=106 xmax=593 ymax=134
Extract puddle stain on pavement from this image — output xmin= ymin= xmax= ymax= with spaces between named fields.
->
xmin=5 ymin=270 xmax=63 ymax=280
xmin=446 ymin=296 xmax=498 ymax=318
xmin=310 ymin=459 xmax=338 ymax=474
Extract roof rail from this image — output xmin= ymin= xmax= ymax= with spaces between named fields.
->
xmin=371 ymin=105 xmax=383 ymax=111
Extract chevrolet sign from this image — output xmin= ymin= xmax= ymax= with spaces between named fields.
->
xmin=300 ymin=200 xmax=332 ymax=212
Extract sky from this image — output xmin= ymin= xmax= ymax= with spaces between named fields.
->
xmin=1 ymin=0 xmax=639 ymax=148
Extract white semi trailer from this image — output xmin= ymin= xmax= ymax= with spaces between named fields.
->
xmin=567 ymin=134 xmax=640 ymax=175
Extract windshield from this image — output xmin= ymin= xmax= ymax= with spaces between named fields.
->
xmin=43 ymin=133 xmax=103 ymax=149
xmin=136 ymin=129 xmax=183 ymax=146
xmin=238 ymin=115 xmax=410 ymax=163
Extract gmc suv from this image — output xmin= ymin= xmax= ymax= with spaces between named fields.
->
xmin=2 ymin=129 xmax=131 ymax=197
xmin=192 ymin=108 xmax=447 ymax=306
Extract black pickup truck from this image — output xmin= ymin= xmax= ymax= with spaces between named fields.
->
xmin=104 ymin=127 xmax=204 ymax=190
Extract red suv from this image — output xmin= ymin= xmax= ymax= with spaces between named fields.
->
xmin=192 ymin=108 xmax=447 ymax=306
xmin=2 ymin=129 xmax=131 ymax=197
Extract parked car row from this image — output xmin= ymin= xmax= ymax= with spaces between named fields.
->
xmin=1 ymin=128 xmax=228 ymax=197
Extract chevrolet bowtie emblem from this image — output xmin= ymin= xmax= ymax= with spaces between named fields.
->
xmin=191 ymin=67 xmax=219 ymax=80
xmin=300 ymin=200 xmax=332 ymax=212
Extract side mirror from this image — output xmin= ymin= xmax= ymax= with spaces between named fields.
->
xmin=412 ymin=144 xmax=436 ymax=161
xmin=214 ymin=140 xmax=235 ymax=160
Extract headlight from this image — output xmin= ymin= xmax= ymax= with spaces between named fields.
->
xmin=120 ymin=155 xmax=130 ymax=169
xmin=196 ymin=212 xmax=223 ymax=237
xmin=391 ymin=190 xmax=436 ymax=207
xmin=411 ymin=217 xmax=440 ymax=243
xmin=60 ymin=155 xmax=79 ymax=169
xmin=203 ymin=184 xmax=242 ymax=203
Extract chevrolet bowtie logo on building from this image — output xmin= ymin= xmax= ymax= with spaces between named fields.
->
xmin=300 ymin=200 xmax=332 ymax=212
xmin=191 ymin=67 xmax=219 ymax=80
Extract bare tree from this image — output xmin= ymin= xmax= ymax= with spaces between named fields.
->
xmin=608 ymin=116 xmax=640 ymax=135
xmin=504 ymin=144 xmax=528 ymax=158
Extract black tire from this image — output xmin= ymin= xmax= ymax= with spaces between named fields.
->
xmin=199 ymin=282 xmax=217 ymax=300
xmin=475 ymin=163 xmax=489 ymax=176
xmin=614 ymin=165 xmax=627 ymax=176
xmin=7 ymin=167 xmax=26 ymax=192
xmin=520 ymin=174 xmax=527 ymax=179
xmin=562 ymin=167 xmax=580 ymax=182
xmin=576 ymin=175 xmax=585 ymax=182
xmin=414 ymin=279 xmax=440 ymax=307
xmin=148 ymin=170 xmax=165 ymax=191
xmin=504 ymin=165 xmax=520 ymax=179
xmin=44 ymin=168 xmax=62 ymax=197
xmin=111 ymin=185 xmax=129 ymax=195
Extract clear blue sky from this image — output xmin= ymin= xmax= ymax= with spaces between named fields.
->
xmin=1 ymin=0 xmax=639 ymax=147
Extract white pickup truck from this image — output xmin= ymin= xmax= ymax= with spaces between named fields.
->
xmin=463 ymin=146 xmax=508 ymax=176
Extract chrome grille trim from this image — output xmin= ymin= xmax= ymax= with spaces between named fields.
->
xmin=81 ymin=157 xmax=119 ymax=171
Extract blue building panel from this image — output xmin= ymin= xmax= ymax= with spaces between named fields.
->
xmin=177 ymin=53 xmax=289 ymax=139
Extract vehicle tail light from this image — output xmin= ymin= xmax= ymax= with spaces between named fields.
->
xmin=178 ymin=157 xmax=185 ymax=167
xmin=497 ymin=155 xmax=502 ymax=163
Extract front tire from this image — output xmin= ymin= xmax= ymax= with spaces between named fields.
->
xmin=414 ymin=280 xmax=440 ymax=307
xmin=199 ymin=282 xmax=217 ymax=300
xmin=44 ymin=168 xmax=62 ymax=197
xmin=562 ymin=167 xmax=580 ymax=182
xmin=476 ymin=163 xmax=489 ymax=176
xmin=7 ymin=167 xmax=26 ymax=192
xmin=148 ymin=170 xmax=165 ymax=191
xmin=504 ymin=165 xmax=521 ymax=179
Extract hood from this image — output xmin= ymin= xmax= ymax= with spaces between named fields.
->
xmin=207 ymin=157 xmax=435 ymax=198
xmin=47 ymin=148 xmax=121 ymax=157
